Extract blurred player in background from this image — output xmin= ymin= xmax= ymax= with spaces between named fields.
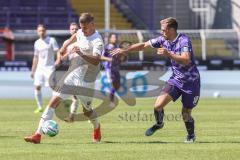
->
xmin=111 ymin=17 xmax=200 ymax=143
xmin=31 ymin=24 xmax=59 ymax=113
xmin=102 ymin=33 xmax=121 ymax=103
xmin=24 ymin=13 xmax=104 ymax=143
xmin=55 ymin=22 xmax=79 ymax=122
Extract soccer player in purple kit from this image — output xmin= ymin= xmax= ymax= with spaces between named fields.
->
xmin=102 ymin=33 xmax=121 ymax=103
xmin=111 ymin=17 xmax=200 ymax=143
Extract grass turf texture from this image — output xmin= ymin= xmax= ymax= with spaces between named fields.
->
xmin=0 ymin=98 xmax=240 ymax=160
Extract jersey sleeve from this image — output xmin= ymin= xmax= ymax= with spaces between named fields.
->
xmin=51 ymin=38 xmax=59 ymax=51
xmin=92 ymin=38 xmax=104 ymax=56
xmin=148 ymin=36 xmax=164 ymax=48
xmin=34 ymin=42 xmax=39 ymax=56
xmin=180 ymin=37 xmax=192 ymax=53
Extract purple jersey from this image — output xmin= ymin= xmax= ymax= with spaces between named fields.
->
xmin=102 ymin=43 xmax=121 ymax=83
xmin=149 ymin=33 xmax=200 ymax=94
xmin=102 ymin=43 xmax=121 ymax=71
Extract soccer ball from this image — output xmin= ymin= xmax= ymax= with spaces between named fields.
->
xmin=42 ymin=120 xmax=59 ymax=137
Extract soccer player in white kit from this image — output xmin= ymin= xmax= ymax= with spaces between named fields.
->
xmin=55 ymin=22 xmax=79 ymax=122
xmin=24 ymin=13 xmax=104 ymax=143
xmin=31 ymin=24 xmax=59 ymax=113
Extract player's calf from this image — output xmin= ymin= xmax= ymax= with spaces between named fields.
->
xmin=182 ymin=108 xmax=195 ymax=143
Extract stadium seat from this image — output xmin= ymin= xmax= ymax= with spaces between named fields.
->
xmin=0 ymin=0 xmax=78 ymax=29
xmin=69 ymin=0 xmax=133 ymax=29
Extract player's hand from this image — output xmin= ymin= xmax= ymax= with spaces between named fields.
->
xmin=30 ymin=72 xmax=34 ymax=79
xmin=110 ymin=48 xmax=126 ymax=57
xmin=72 ymin=46 xmax=83 ymax=56
xmin=113 ymin=53 xmax=127 ymax=62
xmin=157 ymin=48 xmax=170 ymax=57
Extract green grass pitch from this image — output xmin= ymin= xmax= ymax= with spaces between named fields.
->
xmin=0 ymin=98 xmax=240 ymax=160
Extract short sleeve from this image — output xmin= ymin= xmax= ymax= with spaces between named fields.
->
xmin=93 ymin=38 xmax=104 ymax=56
xmin=148 ymin=36 xmax=164 ymax=48
xmin=180 ymin=37 xmax=192 ymax=53
xmin=51 ymin=37 xmax=59 ymax=51
xmin=34 ymin=42 xmax=39 ymax=56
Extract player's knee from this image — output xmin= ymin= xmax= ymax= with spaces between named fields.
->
xmin=154 ymin=99 xmax=166 ymax=110
xmin=154 ymin=103 xmax=164 ymax=111
xmin=112 ymin=82 xmax=120 ymax=90
xmin=182 ymin=109 xmax=192 ymax=122
xmin=36 ymin=86 xmax=41 ymax=90
xmin=48 ymin=96 xmax=62 ymax=108
xmin=83 ymin=107 xmax=93 ymax=117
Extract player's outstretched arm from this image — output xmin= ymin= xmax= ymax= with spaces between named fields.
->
xmin=54 ymin=52 xmax=62 ymax=67
xmin=100 ymin=55 xmax=112 ymax=62
xmin=111 ymin=42 xmax=150 ymax=56
xmin=59 ymin=33 xmax=77 ymax=56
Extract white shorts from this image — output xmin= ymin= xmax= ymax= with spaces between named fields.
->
xmin=53 ymin=66 xmax=96 ymax=111
xmin=34 ymin=67 xmax=54 ymax=87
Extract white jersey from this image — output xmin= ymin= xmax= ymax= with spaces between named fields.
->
xmin=54 ymin=30 xmax=104 ymax=109
xmin=76 ymin=29 xmax=103 ymax=56
xmin=69 ymin=29 xmax=104 ymax=79
xmin=34 ymin=36 xmax=59 ymax=69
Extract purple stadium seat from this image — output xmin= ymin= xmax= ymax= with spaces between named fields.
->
xmin=0 ymin=0 xmax=78 ymax=29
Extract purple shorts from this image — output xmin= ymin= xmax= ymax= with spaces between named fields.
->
xmin=161 ymin=82 xmax=200 ymax=109
xmin=106 ymin=68 xmax=120 ymax=84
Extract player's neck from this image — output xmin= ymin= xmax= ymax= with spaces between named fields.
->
xmin=39 ymin=36 xmax=46 ymax=40
xmin=169 ymin=32 xmax=178 ymax=42
xmin=85 ymin=29 xmax=95 ymax=37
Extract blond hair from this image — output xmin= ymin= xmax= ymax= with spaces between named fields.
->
xmin=161 ymin=17 xmax=178 ymax=30
xmin=79 ymin=13 xmax=94 ymax=24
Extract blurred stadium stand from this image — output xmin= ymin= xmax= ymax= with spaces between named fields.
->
xmin=112 ymin=0 xmax=196 ymax=30
xmin=70 ymin=0 xmax=133 ymax=29
xmin=0 ymin=0 xmax=239 ymax=30
xmin=0 ymin=0 xmax=78 ymax=29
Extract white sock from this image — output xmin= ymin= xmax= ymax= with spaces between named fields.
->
xmin=36 ymin=106 xmax=55 ymax=134
xmin=90 ymin=118 xmax=99 ymax=129
xmin=88 ymin=111 xmax=99 ymax=129
xmin=34 ymin=89 xmax=43 ymax=109
xmin=70 ymin=99 xmax=79 ymax=114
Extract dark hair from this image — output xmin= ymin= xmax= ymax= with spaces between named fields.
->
xmin=69 ymin=22 xmax=78 ymax=26
xmin=109 ymin=33 xmax=118 ymax=39
xmin=161 ymin=17 xmax=178 ymax=30
xmin=79 ymin=13 xmax=94 ymax=24
xmin=37 ymin=24 xmax=45 ymax=29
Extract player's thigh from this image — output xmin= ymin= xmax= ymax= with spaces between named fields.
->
xmin=154 ymin=93 xmax=173 ymax=110
xmin=106 ymin=70 xmax=120 ymax=88
xmin=155 ymin=83 xmax=182 ymax=109
xmin=34 ymin=70 xmax=44 ymax=86
xmin=43 ymin=68 xmax=54 ymax=87
xmin=52 ymin=91 xmax=71 ymax=101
